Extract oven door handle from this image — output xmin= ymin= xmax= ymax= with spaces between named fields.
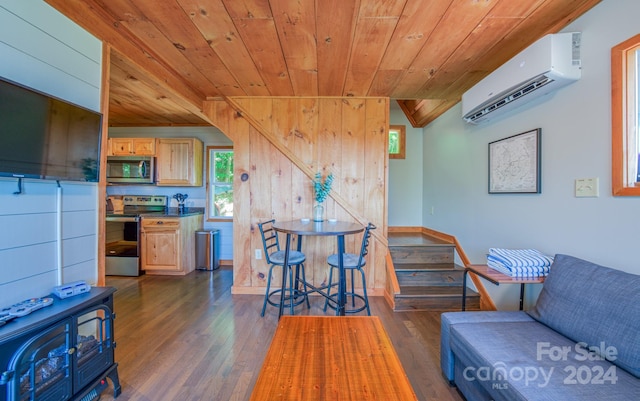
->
xmin=106 ymin=216 xmax=139 ymax=223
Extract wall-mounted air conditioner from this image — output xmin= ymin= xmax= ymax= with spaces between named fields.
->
xmin=462 ymin=32 xmax=581 ymax=124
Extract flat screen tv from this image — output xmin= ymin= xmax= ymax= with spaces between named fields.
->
xmin=0 ymin=77 xmax=102 ymax=182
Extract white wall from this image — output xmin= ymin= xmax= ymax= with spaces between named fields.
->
xmin=388 ymin=104 xmax=424 ymax=226
xmin=0 ymin=1 xmax=101 ymax=111
xmin=422 ymin=0 xmax=640 ymax=309
xmin=0 ymin=1 xmax=102 ymax=305
xmin=107 ymin=126 xmax=235 ymax=260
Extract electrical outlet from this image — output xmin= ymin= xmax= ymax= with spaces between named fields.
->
xmin=255 ymin=249 xmax=262 ymax=260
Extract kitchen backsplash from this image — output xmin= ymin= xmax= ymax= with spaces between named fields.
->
xmin=106 ymin=185 xmax=207 ymax=208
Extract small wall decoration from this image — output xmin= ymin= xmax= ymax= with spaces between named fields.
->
xmin=488 ymin=128 xmax=541 ymax=194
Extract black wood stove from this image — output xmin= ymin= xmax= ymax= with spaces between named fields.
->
xmin=0 ymin=287 xmax=120 ymax=401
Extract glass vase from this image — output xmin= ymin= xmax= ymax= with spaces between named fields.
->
xmin=313 ymin=203 xmax=324 ymax=222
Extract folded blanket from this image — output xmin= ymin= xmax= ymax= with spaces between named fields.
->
xmin=487 ymin=248 xmax=553 ymax=277
xmin=487 ymin=258 xmax=550 ymax=277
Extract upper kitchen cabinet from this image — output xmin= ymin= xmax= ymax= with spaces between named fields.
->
xmin=108 ymin=138 xmax=156 ymax=156
xmin=156 ymin=138 xmax=203 ymax=186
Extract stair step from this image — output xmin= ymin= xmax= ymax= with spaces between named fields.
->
xmin=394 ymin=262 xmax=464 ymax=271
xmin=394 ymin=286 xmax=480 ymax=312
xmin=389 ymin=246 xmax=454 ymax=264
xmin=388 ymin=232 xmax=452 ymax=247
xmin=396 ymin=268 xmax=465 ymax=286
xmin=397 ymin=285 xmax=468 ymax=296
xmin=388 ymin=232 xmax=481 ymax=312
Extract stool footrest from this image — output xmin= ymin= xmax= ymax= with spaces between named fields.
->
xmin=324 ymin=292 xmax=369 ymax=314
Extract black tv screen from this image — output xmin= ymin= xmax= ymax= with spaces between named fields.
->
xmin=0 ymin=77 xmax=102 ymax=182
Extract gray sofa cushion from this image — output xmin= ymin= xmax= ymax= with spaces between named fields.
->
xmin=440 ymin=311 xmax=535 ymax=381
xmin=528 ymin=254 xmax=640 ymax=378
xmin=451 ymin=321 xmax=640 ymax=401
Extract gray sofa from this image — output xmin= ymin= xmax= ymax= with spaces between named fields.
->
xmin=441 ymin=254 xmax=640 ymax=401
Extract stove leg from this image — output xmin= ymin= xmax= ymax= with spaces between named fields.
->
xmin=107 ymin=363 xmax=122 ymax=398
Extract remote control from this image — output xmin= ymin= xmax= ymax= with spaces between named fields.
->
xmin=0 ymin=314 xmax=17 ymax=327
xmin=29 ymin=297 xmax=54 ymax=312
xmin=6 ymin=297 xmax=54 ymax=318
xmin=0 ymin=306 xmax=11 ymax=317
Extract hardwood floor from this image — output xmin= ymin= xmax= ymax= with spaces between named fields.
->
xmin=102 ymin=267 xmax=464 ymax=401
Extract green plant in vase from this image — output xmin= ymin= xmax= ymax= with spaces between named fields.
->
xmin=313 ymin=172 xmax=333 ymax=221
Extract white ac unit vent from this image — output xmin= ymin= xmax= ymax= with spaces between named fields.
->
xmin=462 ymin=32 xmax=581 ymax=124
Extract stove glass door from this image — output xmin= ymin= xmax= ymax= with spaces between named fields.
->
xmin=8 ymin=321 xmax=72 ymax=401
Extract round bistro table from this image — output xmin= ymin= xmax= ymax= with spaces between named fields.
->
xmin=272 ymin=220 xmax=364 ymax=318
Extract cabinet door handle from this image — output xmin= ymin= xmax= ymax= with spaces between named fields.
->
xmin=68 ymin=347 xmax=77 ymax=355
xmin=156 ymin=221 xmax=164 ymax=225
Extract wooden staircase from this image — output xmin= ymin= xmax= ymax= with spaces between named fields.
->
xmin=389 ymin=232 xmax=480 ymax=311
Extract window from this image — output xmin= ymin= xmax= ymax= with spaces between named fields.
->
xmin=207 ymin=146 xmax=233 ymax=218
xmin=612 ymin=34 xmax=640 ymax=196
xmin=389 ymin=125 xmax=406 ymax=159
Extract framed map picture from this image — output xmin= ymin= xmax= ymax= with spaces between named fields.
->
xmin=488 ymin=129 xmax=541 ymax=194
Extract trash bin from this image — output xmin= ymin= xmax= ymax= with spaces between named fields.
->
xmin=195 ymin=229 xmax=220 ymax=271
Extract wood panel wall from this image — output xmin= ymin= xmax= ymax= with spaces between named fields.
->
xmin=203 ymin=97 xmax=389 ymax=295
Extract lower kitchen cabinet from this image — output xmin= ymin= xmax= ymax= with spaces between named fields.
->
xmin=140 ymin=214 xmax=203 ymax=275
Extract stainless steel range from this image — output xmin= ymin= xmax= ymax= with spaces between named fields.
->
xmin=105 ymin=195 xmax=167 ymax=276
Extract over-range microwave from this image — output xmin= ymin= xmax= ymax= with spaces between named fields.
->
xmin=106 ymin=156 xmax=155 ymax=184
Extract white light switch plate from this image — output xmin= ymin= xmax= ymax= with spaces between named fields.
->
xmin=575 ymin=178 xmax=599 ymax=197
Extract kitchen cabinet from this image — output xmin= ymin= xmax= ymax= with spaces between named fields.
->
xmin=108 ymin=137 xmax=156 ymax=156
xmin=140 ymin=214 xmax=203 ymax=275
xmin=156 ymin=138 xmax=203 ymax=186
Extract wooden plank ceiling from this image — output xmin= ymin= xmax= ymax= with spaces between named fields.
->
xmin=45 ymin=0 xmax=600 ymax=127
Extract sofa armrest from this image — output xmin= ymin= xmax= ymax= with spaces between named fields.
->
xmin=440 ymin=311 xmax=534 ymax=382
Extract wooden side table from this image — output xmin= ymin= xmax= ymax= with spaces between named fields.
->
xmin=462 ymin=264 xmax=545 ymax=311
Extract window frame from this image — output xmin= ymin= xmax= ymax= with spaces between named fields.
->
xmin=206 ymin=145 xmax=234 ymax=221
xmin=612 ymin=33 xmax=640 ymax=196
xmin=389 ymin=124 xmax=406 ymax=159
